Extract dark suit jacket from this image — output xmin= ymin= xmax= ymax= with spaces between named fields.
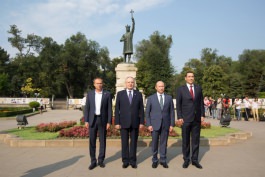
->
xmin=176 ymin=84 xmax=205 ymax=122
xmin=115 ymin=90 xmax=144 ymax=128
xmin=145 ymin=93 xmax=175 ymax=131
xmin=84 ymin=90 xmax=112 ymax=127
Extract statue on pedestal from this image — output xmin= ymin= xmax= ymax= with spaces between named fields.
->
xmin=120 ymin=10 xmax=135 ymax=63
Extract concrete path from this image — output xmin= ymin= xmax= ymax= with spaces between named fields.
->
xmin=0 ymin=110 xmax=265 ymax=177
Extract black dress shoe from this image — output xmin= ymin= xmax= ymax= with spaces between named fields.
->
xmin=130 ymin=163 xmax=137 ymax=169
xmin=160 ymin=162 xmax=169 ymax=168
xmin=152 ymin=162 xmax=158 ymax=168
xmin=182 ymin=161 xmax=190 ymax=168
xmin=88 ymin=163 xmax=97 ymax=170
xmin=192 ymin=161 xmax=203 ymax=169
xmin=122 ymin=163 xmax=129 ymax=168
xmin=98 ymin=162 xmax=105 ymax=168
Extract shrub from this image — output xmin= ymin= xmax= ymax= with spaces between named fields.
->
xmin=29 ymin=101 xmax=40 ymax=108
xmin=80 ymin=117 xmax=85 ymax=125
xmin=107 ymin=125 xmax=120 ymax=137
xmin=201 ymin=121 xmax=211 ymax=129
xmin=175 ymin=119 xmax=211 ymax=129
xmin=59 ymin=126 xmax=88 ymax=138
xmin=36 ymin=121 xmax=77 ymax=132
xmin=58 ymin=124 xmax=179 ymax=138
xmin=138 ymin=126 xmax=179 ymax=137
xmin=0 ymin=107 xmax=33 ymax=117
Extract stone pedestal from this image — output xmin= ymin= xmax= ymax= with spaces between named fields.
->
xmin=115 ymin=63 xmax=138 ymax=93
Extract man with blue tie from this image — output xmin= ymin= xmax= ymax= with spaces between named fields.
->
xmin=84 ymin=77 xmax=112 ymax=170
xmin=176 ymin=71 xmax=205 ymax=169
xmin=115 ymin=76 xmax=144 ymax=169
xmin=145 ymin=81 xmax=175 ymax=168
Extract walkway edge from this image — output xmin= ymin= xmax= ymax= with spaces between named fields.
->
xmin=0 ymin=131 xmax=252 ymax=148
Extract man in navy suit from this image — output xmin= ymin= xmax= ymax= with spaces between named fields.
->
xmin=84 ymin=77 xmax=112 ymax=170
xmin=176 ymin=71 xmax=205 ymax=169
xmin=115 ymin=76 xmax=144 ymax=169
xmin=146 ymin=81 xmax=175 ymax=168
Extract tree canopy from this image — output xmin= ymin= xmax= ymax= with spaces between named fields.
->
xmin=135 ymin=31 xmax=175 ymax=97
xmin=1 ymin=25 xmax=264 ymax=99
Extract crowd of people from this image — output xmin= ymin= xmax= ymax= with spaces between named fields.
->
xmin=203 ymin=96 xmax=265 ymax=121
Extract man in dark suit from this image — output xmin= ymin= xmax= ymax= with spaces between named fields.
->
xmin=84 ymin=77 xmax=112 ymax=170
xmin=115 ymin=76 xmax=144 ymax=169
xmin=176 ymin=71 xmax=205 ymax=169
xmin=146 ymin=81 xmax=175 ymax=168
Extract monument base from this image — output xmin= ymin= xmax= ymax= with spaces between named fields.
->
xmin=115 ymin=63 xmax=138 ymax=93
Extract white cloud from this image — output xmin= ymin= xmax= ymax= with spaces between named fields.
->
xmin=2 ymin=0 xmax=172 ymax=56
xmin=124 ymin=0 xmax=172 ymax=12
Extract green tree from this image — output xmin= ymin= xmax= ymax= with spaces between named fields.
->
xmin=135 ymin=31 xmax=175 ymax=97
xmin=201 ymin=48 xmax=218 ymax=67
xmin=0 ymin=47 xmax=10 ymax=73
xmin=0 ymin=73 xmax=10 ymax=96
xmin=102 ymin=57 xmax=123 ymax=96
xmin=238 ymin=50 xmax=265 ymax=97
xmin=229 ymin=72 xmax=244 ymax=98
xmin=21 ymin=78 xmax=41 ymax=97
xmin=58 ymin=32 xmax=105 ymax=98
xmin=7 ymin=25 xmax=25 ymax=55
xmin=202 ymin=65 xmax=228 ymax=99
xmin=8 ymin=25 xmax=42 ymax=57
xmin=38 ymin=37 xmax=63 ymax=97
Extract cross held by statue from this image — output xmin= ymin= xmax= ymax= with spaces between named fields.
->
xmin=130 ymin=9 xmax=134 ymax=18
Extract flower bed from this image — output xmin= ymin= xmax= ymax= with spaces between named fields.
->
xmin=36 ymin=121 xmax=77 ymax=132
xmin=175 ymin=119 xmax=211 ymax=129
xmin=58 ymin=124 xmax=179 ymax=138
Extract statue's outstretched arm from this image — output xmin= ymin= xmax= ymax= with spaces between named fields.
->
xmin=131 ymin=17 xmax=135 ymax=34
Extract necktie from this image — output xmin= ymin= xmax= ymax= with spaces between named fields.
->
xmin=190 ymin=85 xmax=194 ymax=100
xmin=129 ymin=91 xmax=132 ymax=104
xmin=159 ymin=94 xmax=163 ymax=109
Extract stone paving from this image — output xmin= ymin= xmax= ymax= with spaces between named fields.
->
xmin=0 ymin=110 xmax=264 ymax=177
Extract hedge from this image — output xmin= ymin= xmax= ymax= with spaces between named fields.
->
xmin=0 ymin=107 xmax=33 ymax=117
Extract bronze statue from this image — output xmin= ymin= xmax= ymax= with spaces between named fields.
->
xmin=120 ymin=10 xmax=135 ymax=63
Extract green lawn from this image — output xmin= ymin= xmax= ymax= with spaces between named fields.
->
xmin=173 ymin=126 xmax=239 ymax=139
xmin=5 ymin=127 xmax=59 ymax=140
xmin=5 ymin=125 xmax=239 ymax=140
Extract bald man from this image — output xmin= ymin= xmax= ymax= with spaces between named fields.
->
xmin=145 ymin=81 xmax=175 ymax=168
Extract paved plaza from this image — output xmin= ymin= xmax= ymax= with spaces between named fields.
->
xmin=0 ymin=110 xmax=265 ymax=177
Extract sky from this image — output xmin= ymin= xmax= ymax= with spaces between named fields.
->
xmin=0 ymin=0 xmax=265 ymax=72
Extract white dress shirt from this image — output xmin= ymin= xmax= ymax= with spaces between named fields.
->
xmin=157 ymin=92 xmax=165 ymax=104
xmin=126 ymin=89 xmax=133 ymax=98
xmin=95 ymin=90 xmax=103 ymax=115
xmin=186 ymin=83 xmax=195 ymax=97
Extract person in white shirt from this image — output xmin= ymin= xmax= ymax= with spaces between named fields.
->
xmin=243 ymin=97 xmax=251 ymax=121
xmin=234 ymin=98 xmax=242 ymax=121
xmin=251 ymin=98 xmax=259 ymax=121
xmin=216 ymin=98 xmax=223 ymax=120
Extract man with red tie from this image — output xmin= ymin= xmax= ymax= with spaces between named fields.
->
xmin=176 ymin=71 xmax=205 ymax=169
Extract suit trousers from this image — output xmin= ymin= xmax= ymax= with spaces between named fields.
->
xmin=151 ymin=120 xmax=169 ymax=163
xmin=120 ymin=127 xmax=139 ymax=164
xmin=181 ymin=120 xmax=201 ymax=162
xmin=89 ymin=116 xmax=107 ymax=164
